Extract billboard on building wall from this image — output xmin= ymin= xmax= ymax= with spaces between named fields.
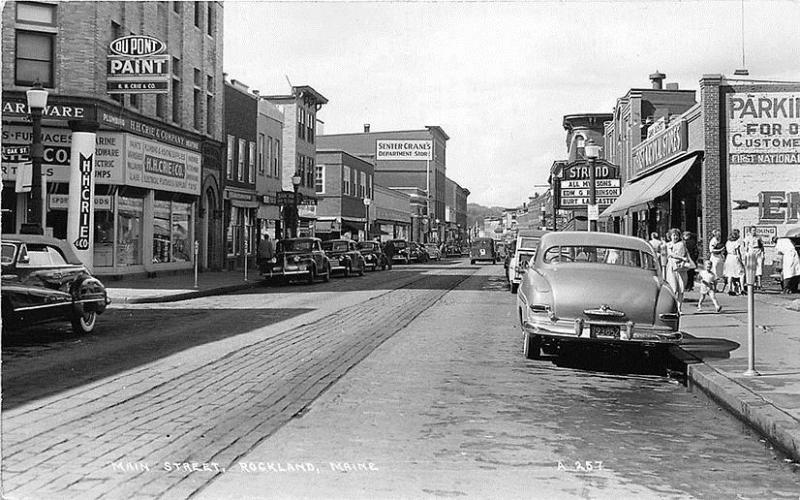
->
xmin=125 ymin=135 xmax=201 ymax=195
xmin=726 ymin=91 xmax=800 ymax=257
xmin=107 ymin=35 xmax=170 ymax=94
xmin=376 ymin=140 xmax=433 ymax=160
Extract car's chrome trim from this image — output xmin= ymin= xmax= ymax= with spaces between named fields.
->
xmin=523 ymin=317 xmax=680 ymax=343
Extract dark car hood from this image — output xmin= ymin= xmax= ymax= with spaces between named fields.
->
xmin=540 ymin=265 xmax=661 ymax=325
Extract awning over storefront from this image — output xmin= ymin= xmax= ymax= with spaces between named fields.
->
xmin=230 ymin=199 xmax=259 ymax=209
xmin=600 ymin=155 xmax=699 ymax=218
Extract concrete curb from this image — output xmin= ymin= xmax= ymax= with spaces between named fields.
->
xmin=110 ymin=281 xmax=259 ymax=304
xmin=685 ymin=360 xmax=800 ymax=462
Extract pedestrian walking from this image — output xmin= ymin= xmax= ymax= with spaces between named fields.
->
xmin=723 ymin=230 xmax=745 ymax=295
xmin=683 ymin=231 xmax=699 ymax=291
xmin=708 ymin=229 xmax=726 ymax=292
xmin=648 ymin=232 xmax=665 ymax=278
xmin=383 ymin=239 xmax=395 ymax=270
xmin=666 ymin=228 xmax=692 ymax=310
xmin=696 ymin=259 xmax=722 ymax=313
xmin=775 ymin=236 xmax=800 ymax=294
xmin=743 ymin=227 xmax=765 ymax=290
xmin=257 ymin=234 xmax=275 ymax=275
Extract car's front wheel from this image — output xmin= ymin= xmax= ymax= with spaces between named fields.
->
xmin=306 ymin=267 xmax=316 ymax=285
xmin=71 ymin=310 xmax=97 ymax=334
xmin=523 ymin=331 xmax=542 ymax=360
xmin=322 ymin=264 xmax=331 ymax=282
xmin=510 ymin=283 xmax=519 ymax=294
xmin=357 ymin=261 xmax=365 ymax=276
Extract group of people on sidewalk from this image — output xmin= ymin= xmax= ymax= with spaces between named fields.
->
xmin=647 ymin=226 xmax=800 ymax=313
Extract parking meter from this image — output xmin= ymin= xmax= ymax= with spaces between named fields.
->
xmin=744 ymin=249 xmax=758 ymax=286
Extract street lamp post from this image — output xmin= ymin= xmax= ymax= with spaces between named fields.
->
xmin=291 ymin=174 xmax=301 ymax=238
xmin=584 ymin=140 xmax=602 ymax=232
xmin=363 ymin=197 xmax=371 ymax=241
xmin=26 ymin=82 xmax=49 ymax=233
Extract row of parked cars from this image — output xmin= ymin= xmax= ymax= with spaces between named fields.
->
xmin=263 ymin=238 xmax=444 ymax=284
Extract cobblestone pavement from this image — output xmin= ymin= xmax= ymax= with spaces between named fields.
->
xmin=1 ymin=266 xmax=477 ymax=499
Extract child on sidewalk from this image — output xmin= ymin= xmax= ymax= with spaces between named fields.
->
xmin=697 ymin=259 xmax=722 ymax=313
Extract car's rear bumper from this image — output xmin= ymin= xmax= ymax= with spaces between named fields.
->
xmin=523 ymin=317 xmax=681 ymax=344
xmin=263 ymin=269 xmax=310 ymax=278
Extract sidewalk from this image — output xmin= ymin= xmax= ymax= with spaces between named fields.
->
xmin=103 ymin=269 xmax=260 ymax=304
xmin=678 ymin=285 xmax=800 ymax=461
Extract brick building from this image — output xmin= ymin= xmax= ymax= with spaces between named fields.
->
xmin=444 ymin=177 xmax=469 ymax=244
xmin=600 ymin=72 xmax=800 ymax=264
xmin=255 ymin=96 xmax=284 ymax=240
xmin=223 ymin=78 xmax=258 ymax=269
xmin=1 ymin=1 xmax=226 ymax=274
xmin=263 ymin=86 xmax=328 ymax=236
xmin=314 ymin=149 xmax=375 ymax=240
xmin=318 ymin=125 xmax=450 ymax=243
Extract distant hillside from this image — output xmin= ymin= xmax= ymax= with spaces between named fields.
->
xmin=466 ymin=203 xmax=505 ymax=229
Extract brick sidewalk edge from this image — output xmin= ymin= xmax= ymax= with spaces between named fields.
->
xmin=112 ymin=282 xmax=259 ymax=304
xmin=684 ymin=359 xmax=800 ymax=462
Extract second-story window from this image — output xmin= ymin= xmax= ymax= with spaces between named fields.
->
xmin=248 ymin=141 xmax=256 ymax=183
xmin=194 ymin=1 xmax=201 ymax=28
xmin=226 ymin=135 xmax=234 ymax=180
xmin=193 ymin=68 xmax=201 ymax=130
xmin=315 ymin=164 xmax=325 ymax=194
xmin=207 ymin=2 xmax=214 ymax=36
xmin=307 ymin=110 xmax=314 ymax=144
xmin=237 ymin=139 xmax=246 ymax=182
xmin=307 ymin=157 xmax=314 ymax=187
xmin=258 ymin=133 xmax=265 ymax=175
xmin=171 ymin=57 xmax=181 ymax=124
xmin=272 ymin=138 xmax=280 ymax=177
xmin=342 ymin=166 xmax=351 ymax=196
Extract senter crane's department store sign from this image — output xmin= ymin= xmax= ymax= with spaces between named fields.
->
xmin=107 ymin=35 xmax=170 ymax=94
xmin=376 ymin=140 xmax=433 ymax=160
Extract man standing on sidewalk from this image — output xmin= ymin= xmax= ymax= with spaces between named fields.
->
xmin=775 ymin=236 xmax=800 ymax=293
xmin=258 ymin=234 xmax=275 ymax=275
xmin=383 ymin=240 xmax=395 ymax=270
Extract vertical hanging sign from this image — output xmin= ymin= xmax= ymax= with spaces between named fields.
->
xmin=67 ymin=129 xmax=98 ymax=269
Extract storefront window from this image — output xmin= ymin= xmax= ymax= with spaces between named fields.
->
xmin=227 ymin=205 xmax=239 ymax=256
xmin=117 ymin=197 xmax=143 ymax=266
xmin=153 ymin=200 xmax=172 ymax=263
xmin=172 ymin=202 xmax=192 ymax=262
xmin=94 ymin=210 xmax=115 ymax=267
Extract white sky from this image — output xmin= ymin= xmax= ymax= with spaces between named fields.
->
xmin=224 ymin=0 xmax=800 ymax=207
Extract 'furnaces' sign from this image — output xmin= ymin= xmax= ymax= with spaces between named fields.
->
xmin=107 ymin=35 xmax=170 ymax=94
xmin=74 ymin=154 xmax=94 ymax=250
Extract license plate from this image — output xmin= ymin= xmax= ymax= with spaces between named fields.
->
xmin=590 ymin=325 xmax=620 ymax=338
xmin=331 ymin=259 xmax=339 ymax=266
xmin=285 ymin=265 xmax=298 ymax=271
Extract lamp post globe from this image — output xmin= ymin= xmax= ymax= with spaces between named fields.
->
xmin=584 ymin=140 xmax=601 ymax=232
xmin=25 ymin=82 xmax=49 ymax=233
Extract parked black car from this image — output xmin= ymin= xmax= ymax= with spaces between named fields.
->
xmin=409 ymin=241 xmax=429 ymax=263
xmin=266 ymin=237 xmax=331 ymax=284
xmin=322 ymin=239 xmax=366 ymax=277
xmin=357 ymin=241 xmax=389 ymax=271
xmin=387 ymin=239 xmax=411 ymax=264
xmin=1 ymin=234 xmax=110 ymax=334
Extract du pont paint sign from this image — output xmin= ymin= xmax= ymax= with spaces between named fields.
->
xmin=107 ymin=35 xmax=170 ymax=94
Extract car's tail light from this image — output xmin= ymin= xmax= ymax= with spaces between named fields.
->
xmin=529 ymin=304 xmax=550 ymax=313
xmin=573 ymin=318 xmax=584 ymax=336
xmin=293 ymin=256 xmax=301 ymax=263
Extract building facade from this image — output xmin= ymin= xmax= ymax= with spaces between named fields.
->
xmin=255 ymin=96 xmax=284 ymax=240
xmin=314 ymin=149 xmax=374 ymax=240
xmin=223 ymin=78 xmax=258 ymax=269
xmin=372 ymin=185 xmax=411 ymax=241
xmin=263 ymin=86 xmax=328 ymax=237
xmin=318 ymin=125 xmax=450 ymax=243
xmin=1 ymin=1 xmax=225 ymax=275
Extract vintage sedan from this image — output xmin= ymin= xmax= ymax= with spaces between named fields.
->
xmin=2 ymin=234 xmax=110 ymax=334
xmin=322 ymin=239 xmax=366 ymax=277
xmin=357 ymin=241 xmax=389 ymax=271
xmin=423 ymin=243 xmax=441 ymax=261
xmin=266 ymin=238 xmax=331 ymax=284
xmin=516 ymin=232 xmax=681 ymax=359
xmin=508 ymin=229 xmax=548 ymax=294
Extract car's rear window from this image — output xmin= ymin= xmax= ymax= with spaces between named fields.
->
xmin=519 ymin=237 xmax=539 ymax=249
xmin=2 ymin=243 xmax=17 ymax=265
xmin=323 ymin=242 xmax=349 ymax=252
xmin=357 ymin=242 xmax=376 ymax=251
xmin=393 ymin=241 xmax=407 ymax=248
xmin=542 ymin=245 xmax=655 ymax=270
xmin=278 ymin=240 xmax=313 ymax=252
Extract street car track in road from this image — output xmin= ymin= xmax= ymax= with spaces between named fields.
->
xmin=1 ymin=261 xmax=481 ymax=499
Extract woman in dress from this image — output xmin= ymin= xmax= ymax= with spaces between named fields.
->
xmin=708 ymin=229 xmax=726 ymax=292
xmin=743 ymin=226 xmax=764 ymax=290
xmin=723 ymin=230 xmax=745 ymax=295
xmin=666 ymin=228 xmax=690 ymax=311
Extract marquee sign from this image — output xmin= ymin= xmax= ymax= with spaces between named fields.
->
xmin=556 ymin=161 xmax=621 ymax=209
xmin=107 ymin=35 xmax=170 ymax=94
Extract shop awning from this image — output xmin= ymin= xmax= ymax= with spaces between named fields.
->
xmin=600 ymin=155 xmax=698 ymax=218
xmin=230 ymin=199 xmax=259 ymax=209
